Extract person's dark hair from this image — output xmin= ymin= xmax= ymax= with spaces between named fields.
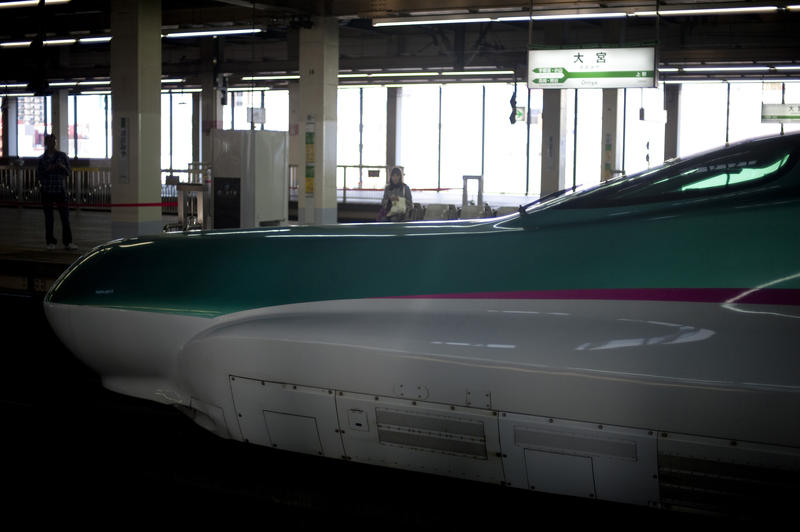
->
xmin=390 ymin=167 xmax=402 ymax=178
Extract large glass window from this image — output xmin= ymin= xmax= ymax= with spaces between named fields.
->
xmin=17 ymin=96 xmax=51 ymax=156
xmin=624 ymin=86 xmax=666 ymax=176
xmin=784 ymin=83 xmax=800 ymax=134
xmin=398 ymin=85 xmax=440 ymax=189
xmin=678 ymin=83 xmax=728 ymax=157
xmin=564 ymin=89 xmax=603 ymax=189
xmin=440 ymin=84 xmax=483 ymax=191
xmin=336 ymin=87 xmax=361 ymax=190
xmin=337 ymin=87 xmax=361 ymax=168
xmin=263 ymin=90 xmax=289 ymax=131
xmin=161 ymin=91 xmax=194 ymax=178
xmin=361 ymin=86 xmax=387 ymax=168
xmin=728 ymin=83 xmax=783 ymax=143
xmin=221 ymin=89 xmax=288 ymax=132
xmin=483 ymin=83 xmax=529 ymax=194
xmin=527 ymin=89 xmax=544 ymax=197
xmin=68 ymin=94 xmax=110 ymax=159
xmin=171 ymin=92 xmax=194 ymax=171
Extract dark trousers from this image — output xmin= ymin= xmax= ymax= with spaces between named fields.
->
xmin=42 ymin=192 xmax=72 ymax=246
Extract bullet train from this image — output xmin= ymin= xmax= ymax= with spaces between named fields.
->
xmin=45 ymin=133 xmax=800 ymax=516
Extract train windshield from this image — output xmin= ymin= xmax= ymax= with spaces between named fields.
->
xmin=552 ymin=135 xmax=799 ymax=209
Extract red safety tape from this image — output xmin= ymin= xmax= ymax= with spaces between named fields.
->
xmin=0 ymin=200 xmax=178 ymax=208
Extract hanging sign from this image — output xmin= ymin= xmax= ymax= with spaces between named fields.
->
xmin=119 ymin=116 xmax=130 ymax=184
xmin=528 ymin=47 xmax=655 ymax=89
xmin=304 ymin=119 xmax=315 ymax=196
xmin=761 ymin=103 xmax=800 ymax=123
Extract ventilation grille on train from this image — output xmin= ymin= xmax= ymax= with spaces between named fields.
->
xmin=375 ymin=408 xmax=487 ymax=459
xmin=658 ymin=453 xmax=799 ymax=518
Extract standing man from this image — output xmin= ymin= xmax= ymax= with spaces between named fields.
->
xmin=37 ymin=134 xmax=77 ymax=250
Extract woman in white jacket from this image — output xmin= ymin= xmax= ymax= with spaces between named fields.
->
xmin=378 ymin=167 xmax=413 ymax=222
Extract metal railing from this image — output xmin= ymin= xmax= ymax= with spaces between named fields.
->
xmin=288 ymin=164 xmax=455 ymax=204
xmin=3 ymin=161 xmax=458 ymax=212
xmin=1 ymin=161 xmax=184 ymax=214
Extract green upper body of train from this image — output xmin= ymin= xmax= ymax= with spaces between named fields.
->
xmin=46 ymin=132 xmax=800 ymax=316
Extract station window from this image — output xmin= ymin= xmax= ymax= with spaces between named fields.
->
xmin=67 ymin=94 xmax=111 ymax=159
xmin=399 ymin=85 xmax=440 ymax=190
xmin=624 ymin=86 xmax=666 ymax=175
xmin=336 ymin=86 xmax=387 ymax=190
xmin=222 ymin=89 xmax=288 ymax=132
xmin=16 ymin=95 xmax=51 ymax=157
xmin=440 ymin=84 xmax=484 ymax=191
xmin=483 ymin=83 xmax=534 ymax=195
xmin=678 ymin=84 xmax=728 ymax=157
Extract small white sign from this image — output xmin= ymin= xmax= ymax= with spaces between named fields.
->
xmin=247 ymin=107 xmax=265 ymax=124
xmin=761 ymin=103 xmax=800 ymax=123
xmin=528 ymin=47 xmax=655 ymax=89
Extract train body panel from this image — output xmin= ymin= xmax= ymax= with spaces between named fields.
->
xmin=44 ymin=133 xmax=800 ymax=513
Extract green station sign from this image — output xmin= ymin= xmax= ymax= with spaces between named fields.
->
xmin=762 ymin=103 xmax=800 ymax=123
xmin=528 ymin=48 xmax=656 ymax=89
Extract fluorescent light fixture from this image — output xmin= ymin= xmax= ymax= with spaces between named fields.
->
xmin=78 ymin=80 xmax=111 ymax=86
xmin=776 ymin=66 xmax=800 ymax=71
xmin=43 ymin=38 xmax=76 ymax=46
xmin=0 ymin=0 xmax=69 ymax=6
xmin=228 ymin=86 xmax=270 ymax=92
xmin=10 ymin=93 xmax=36 ymax=97
xmin=442 ymin=70 xmax=515 ymax=76
xmin=161 ymin=78 xmax=185 ymax=83
xmin=533 ymin=12 xmax=626 ymax=21
xmin=49 ymin=81 xmax=78 ymax=87
xmin=788 ymin=5 xmax=800 ymax=10
xmin=408 ymin=9 xmax=468 ymax=16
xmin=373 ymin=16 xmax=491 ymax=27
xmin=79 ymin=36 xmax=112 ymax=43
xmin=683 ymin=66 xmax=769 ymax=72
xmin=0 ymin=41 xmax=32 ymax=48
xmin=0 ymin=83 xmax=27 ymax=88
xmin=663 ymin=80 xmax=725 ymax=84
xmin=370 ymin=72 xmax=440 ymax=77
xmin=81 ymin=90 xmax=111 ymax=95
xmin=162 ymin=88 xmax=201 ymax=93
xmin=338 ymin=73 xmax=370 ymax=78
xmin=658 ymin=67 xmax=680 ymax=72
xmin=165 ymin=28 xmax=262 ymax=38
xmin=634 ymin=6 xmax=778 ymax=16
xmin=242 ymin=75 xmax=300 ymax=81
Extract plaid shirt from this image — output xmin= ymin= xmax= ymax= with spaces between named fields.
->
xmin=37 ymin=150 xmax=71 ymax=195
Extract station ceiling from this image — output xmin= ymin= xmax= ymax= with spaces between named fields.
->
xmin=1 ymin=0 xmax=798 ymax=89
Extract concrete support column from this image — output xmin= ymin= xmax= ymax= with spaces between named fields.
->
xmin=601 ymin=88 xmax=625 ymax=181
xmin=50 ymin=89 xmax=69 ymax=154
xmin=386 ymin=86 xmax=402 ymax=170
xmin=288 ymin=81 xmax=303 ymax=214
xmin=297 ymin=17 xmax=338 ymax=225
xmin=1 ymin=97 xmax=17 ymax=156
xmin=110 ymin=0 xmax=162 ymax=239
xmin=540 ymin=89 xmax=567 ymax=196
xmin=664 ymin=83 xmax=680 ymax=160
